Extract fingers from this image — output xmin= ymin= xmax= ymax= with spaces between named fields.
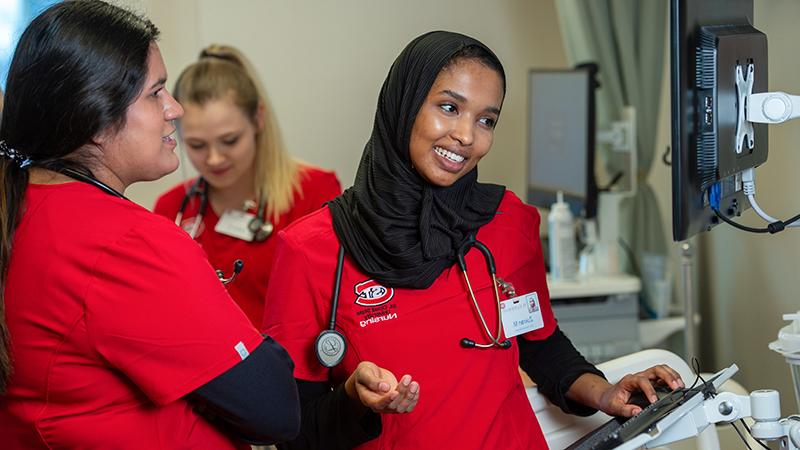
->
xmin=354 ymin=365 xmax=420 ymax=414
xmin=619 ymin=404 xmax=642 ymax=418
xmin=387 ymin=375 xmax=420 ymax=413
xmin=637 ymin=364 xmax=685 ymax=390
xmin=356 ymin=362 xmax=392 ymax=394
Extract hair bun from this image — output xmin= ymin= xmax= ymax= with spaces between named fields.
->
xmin=198 ymin=45 xmax=244 ymax=67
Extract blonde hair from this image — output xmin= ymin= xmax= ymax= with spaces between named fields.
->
xmin=173 ymin=44 xmax=300 ymax=223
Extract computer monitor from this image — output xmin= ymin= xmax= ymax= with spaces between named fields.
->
xmin=527 ymin=67 xmax=598 ymax=219
xmin=670 ymin=0 xmax=768 ymax=241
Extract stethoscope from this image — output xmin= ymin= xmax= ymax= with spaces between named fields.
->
xmin=175 ymin=177 xmax=273 ymax=242
xmin=55 ymin=166 xmax=244 ymax=285
xmin=314 ymin=236 xmax=511 ymax=369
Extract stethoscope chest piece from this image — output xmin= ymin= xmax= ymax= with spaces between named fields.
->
xmin=248 ymin=217 xmax=273 ymax=242
xmin=315 ymin=329 xmax=347 ymax=368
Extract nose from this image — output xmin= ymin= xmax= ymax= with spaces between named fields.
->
xmin=450 ymin=115 xmax=474 ymax=147
xmin=206 ymin=146 xmax=225 ymax=167
xmin=164 ymin=90 xmax=184 ymax=121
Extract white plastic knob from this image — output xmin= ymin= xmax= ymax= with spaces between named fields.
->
xmin=763 ymin=95 xmax=790 ymax=122
xmin=751 ymin=389 xmax=781 ymax=421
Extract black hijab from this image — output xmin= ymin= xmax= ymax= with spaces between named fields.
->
xmin=329 ymin=31 xmax=507 ymax=289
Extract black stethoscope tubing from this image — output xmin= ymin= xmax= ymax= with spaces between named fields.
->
xmin=56 ymin=165 xmax=127 ymax=199
xmin=176 ymin=177 xmax=272 ymax=241
xmin=315 ymin=236 xmax=511 ymax=369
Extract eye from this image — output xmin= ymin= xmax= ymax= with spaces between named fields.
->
xmin=185 ymin=142 xmax=206 ymax=150
xmin=439 ymin=103 xmax=457 ymax=114
xmin=151 ymin=87 xmax=163 ymax=98
xmin=479 ymin=116 xmax=497 ymax=128
xmin=222 ymin=136 xmax=239 ymax=146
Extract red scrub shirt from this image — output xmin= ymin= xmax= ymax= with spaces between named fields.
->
xmin=0 ymin=182 xmax=264 ymax=449
xmin=154 ymin=165 xmax=341 ymax=325
xmin=263 ymin=191 xmax=557 ymax=449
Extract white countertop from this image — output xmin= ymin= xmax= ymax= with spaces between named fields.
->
xmin=547 ymin=273 xmax=641 ymax=299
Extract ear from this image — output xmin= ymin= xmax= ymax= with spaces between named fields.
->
xmin=255 ymin=102 xmax=266 ymax=132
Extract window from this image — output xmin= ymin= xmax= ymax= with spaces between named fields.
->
xmin=1 ymin=0 xmax=59 ymax=90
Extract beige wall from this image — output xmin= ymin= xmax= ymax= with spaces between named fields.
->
xmin=120 ymin=0 xmax=567 ymax=210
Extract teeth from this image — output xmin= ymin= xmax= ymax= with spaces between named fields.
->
xmin=434 ymin=146 xmax=465 ymax=163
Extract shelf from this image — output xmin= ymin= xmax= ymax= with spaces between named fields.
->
xmin=547 ymin=273 xmax=641 ymax=299
xmin=639 ymin=316 xmax=686 ymax=348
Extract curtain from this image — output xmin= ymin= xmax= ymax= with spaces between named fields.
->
xmin=555 ymin=0 xmax=668 ymax=314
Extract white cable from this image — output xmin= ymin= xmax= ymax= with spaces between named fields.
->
xmin=742 ymin=168 xmax=800 ymax=228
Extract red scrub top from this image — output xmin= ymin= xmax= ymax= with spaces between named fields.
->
xmin=0 ymin=182 xmax=264 ymax=449
xmin=263 ymin=191 xmax=557 ymax=449
xmin=154 ymin=165 xmax=341 ymax=325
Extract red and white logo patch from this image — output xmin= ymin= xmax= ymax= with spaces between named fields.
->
xmin=354 ymin=279 xmax=394 ymax=307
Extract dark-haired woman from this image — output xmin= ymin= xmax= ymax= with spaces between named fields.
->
xmin=262 ymin=31 xmax=683 ymax=449
xmin=0 ymin=2 xmax=299 ymax=448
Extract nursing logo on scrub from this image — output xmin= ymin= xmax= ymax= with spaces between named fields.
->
xmin=354 ymin=279 xmax=394 ymax=307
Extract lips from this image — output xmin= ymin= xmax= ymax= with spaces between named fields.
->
xmin=434 ymin=146 xmax=465 ymax=163
xmin=162 ymin=129 xmax=177 ymax=146
xmin=432 ymin=145 xmax=468 ymax=174
xmin=209 ymin=167 xmax=230 ymax=177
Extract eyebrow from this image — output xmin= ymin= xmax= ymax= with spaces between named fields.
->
xmin=440 ymin=89 xmax=501 ymax=115
xmin=149 ymin=77 xmax=167 ymax=90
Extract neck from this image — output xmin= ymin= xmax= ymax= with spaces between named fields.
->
xmin=29 ymin=166 xmax=126 ymax=195
xmin=207 ymin=167 xmax=256 ymax=213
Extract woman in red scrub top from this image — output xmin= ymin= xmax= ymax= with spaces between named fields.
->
xmin=154 ymin=45 xmax=341 ymax=325
xmin=0 ymin=2 xmax=299 ymax=448
xmin=263 ymin=31 xmax=684 ymax=449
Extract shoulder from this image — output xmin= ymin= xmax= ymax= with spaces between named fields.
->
xmin=49 ymin=182 xmax=197 ymax=254
xmin=296 ymin=163 xmax=341 ymax=192
xmin=279 ymin=205 xmax=337 ymax=248
xmin=494 ymin=190 xmax=541 ymax=229
xmin=153 ymin=179 xmax=196 ymax=215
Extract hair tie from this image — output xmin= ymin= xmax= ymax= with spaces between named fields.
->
xmin=198 ymin=49 xmax=242 ymax=67
xmin=0 ymin=140 xmax=33 ymax=169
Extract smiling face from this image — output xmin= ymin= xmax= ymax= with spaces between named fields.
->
xmin=98 ymin=44 xmax=184 ymax=188
xmin=408 ymin=58 xmax=504 ymax=187
xmin=179 ymin=97 xmax=261 ymax=192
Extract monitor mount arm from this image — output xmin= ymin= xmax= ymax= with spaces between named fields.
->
xmin=641 ymin=388 xmax=800 ymax=450
xmin=738 ymin=61 xmax=800 ymax=130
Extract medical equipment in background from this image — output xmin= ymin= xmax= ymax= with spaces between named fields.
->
xmin=770 ymin=312 xmax=800 ymax=414
xmin=572 ymin=363 xmax=800 ymax=450
xmin=175 ymin=177 xmax=273 ymax=241
xmin=548 ymin=275 xmax=640 ymax=364
xmin=314 ymin=237 xmax=513 ymax=368
xmin=671 ymin=0 xmax=800 ymax=240
xmin=549 ymin=191 xmax=577 ymax=281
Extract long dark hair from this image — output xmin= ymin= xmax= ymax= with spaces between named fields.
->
xmin=0 ymin=0 xmax=159 ymax=394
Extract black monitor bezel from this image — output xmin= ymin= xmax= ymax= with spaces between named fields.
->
xmin=670 ymin=0 xmax=764 ymax=241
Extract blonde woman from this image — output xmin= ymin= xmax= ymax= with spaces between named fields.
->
xmin=155 ymin=45 xmax=341 ymax=325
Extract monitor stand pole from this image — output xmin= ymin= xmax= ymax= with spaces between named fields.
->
xmin=680 ymin=241 xmax=697 ymax=360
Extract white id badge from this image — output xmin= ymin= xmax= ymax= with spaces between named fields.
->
xmin=500 ymin=292 xmax=544 ymax=338
xmin=214 ymin=210 xmax=256 ymax=241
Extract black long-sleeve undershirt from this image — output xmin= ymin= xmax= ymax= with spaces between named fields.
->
xmin=191 ymin=336 xmax=301 ymax=445
xmin=277 ymin=380 xmax=381 ymax=450
xmin=518 ymin=326 xmax=606 ymax=416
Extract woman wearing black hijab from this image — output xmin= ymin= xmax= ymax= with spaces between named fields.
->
xmin=262 ymin=31 xmax=683 ymax=449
